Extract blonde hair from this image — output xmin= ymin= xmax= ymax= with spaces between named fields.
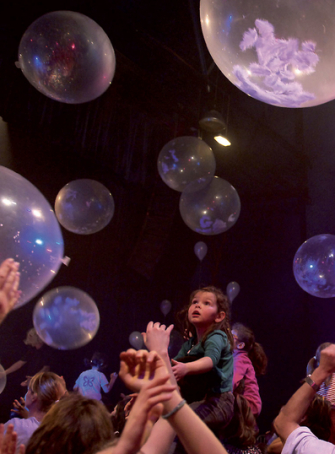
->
xmin=29 ymin=371 xmax=66 ymax=413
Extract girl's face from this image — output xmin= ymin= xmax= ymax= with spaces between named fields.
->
xmin=188 ymin=291 xmax=225 ymax=328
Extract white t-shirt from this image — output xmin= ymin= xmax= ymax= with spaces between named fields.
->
xmin=74 ymin=368 xmax=108 ymax=400
xmin=282 ymin=426 xmax=335 ymax=454
xmin=4 ymin=417 xmax=40 ymax=454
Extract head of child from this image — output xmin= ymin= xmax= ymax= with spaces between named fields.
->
xmin=25 ymin=371 xmax=67 ymax=414
xmin=87 ymin=352 xmax=108 ymax=371
xmin=185 ymin=286 xmax=234 ymax=348
xmin=231 ymin=323 xmax=254 ymax=352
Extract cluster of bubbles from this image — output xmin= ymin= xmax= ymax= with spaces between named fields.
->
xmin=158 ymin=137 xmax=241 ymax=236
xmin=200 ymin=0 xmax=335 ymax=108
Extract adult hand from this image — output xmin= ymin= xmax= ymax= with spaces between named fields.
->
xmin=0 ymin=259 xmax=20 ymax=324
xmin=114 ymin=369 xmax=176 ymax=454
xmin=171 ymin=359 xmax=188 ymax=381
xmin=11 ymin=398 xmax=28 ymax=419
xmin=0 ymin=423 xmax=25 ymax=454
xmin=119 ymin=349 xmax=170 ymax=392
xmin=318 ymin=344 xmax=335 ymax=377
xmin=142 ymin=322 xmax=174 ymax=354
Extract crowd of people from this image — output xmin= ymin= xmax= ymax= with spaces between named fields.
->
xmin=0 ymin=258 xmax=334 ymax=454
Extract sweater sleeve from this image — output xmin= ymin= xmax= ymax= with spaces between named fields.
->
xmin=203 ymin=332 xmax=228 ymax=366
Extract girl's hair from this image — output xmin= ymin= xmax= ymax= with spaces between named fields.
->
xmin=303 ymin=395 xmax=332 ymax=441
xmin=222 ymin=394 xmax=258 ymax=448
xmin=84 ymin=352 xmax=108 ymax=371
xmin=177 ymin=286 xmax=234 ymax=350
xmin=29 ymin=371 xmax=66 ymax=413
xmin=232 ymin=323 xmax=267 ymax=375
xmin=110 ymin=395 xmax=133 ymax=436
xmin=25 ymin=393 xmax=114 ymax=454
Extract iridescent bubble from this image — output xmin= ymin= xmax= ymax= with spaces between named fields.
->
xmin=179 ymin=176 xmax=241 ymax=235
xmin=157 ymin=136 xmax=216 ymax=192
xmin=18 ymin=11 xmax=116 ymax=104
xmin=33 ymin=286 xmax=100 ymax=350
xmin=0 ymin=166 xmax=64 ymax=308
xmin=293 ymin=234 xmax=335 ymax=298
xmin=200 ymin=0 xmax=335 ymax=107
xmin=55 ymin=179 xmax=114 ymax=235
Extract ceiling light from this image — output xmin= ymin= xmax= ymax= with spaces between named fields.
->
xmin=214 ymin=135 xmax=231 ymax=147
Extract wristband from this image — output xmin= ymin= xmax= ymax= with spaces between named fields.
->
xmin=162 ymin=399 xmax=186 ymax=419
xmin=305 ymin=374 xmax=320 ymax=392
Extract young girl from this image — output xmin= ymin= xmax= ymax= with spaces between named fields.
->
xmin=172 ymin=285 xmax=234 ymax=434
xmin=231 ymin=323 xmax=267 ymax=417
xmin=73 ymin=352 xmax=117 ymax=402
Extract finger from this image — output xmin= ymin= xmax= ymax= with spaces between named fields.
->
xmin=166 ymin=324 xmax=174 ymax=335
xmin=146 ymin=321 xmax=154 ymax=331
xmin=160 ymin=324 xmax=166 ymax=330
xmin=141 ymin=332 xmax=147 ymax=344
xmin=8 ymin=431 xmax=18 ymax=454
xmin=18 ymin=445 xmax=26 ymax=454
xmin=171 ymin=359 xmax=178 ymax=365
xmin=153 ymin=322 xmax=161 ymax=329
xmin=0 ymin=259 xmax=14 ymax=288
xmin=2 ymin=424 xmax=14 ymax=452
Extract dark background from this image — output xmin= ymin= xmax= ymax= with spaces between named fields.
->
xmin=0 ymin=0 xmax=335 ymax=434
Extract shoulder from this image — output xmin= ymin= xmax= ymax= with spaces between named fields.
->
xmin=206 ymin=330 xmax=228 ymax=343
xmin=282 ymin=426 xmax=335 ymax=454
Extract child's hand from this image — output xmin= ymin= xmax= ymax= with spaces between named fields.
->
xmin=0 ymin=423 xmax=25 ymax=454
xmin=171 ymin=359 xmax=188 ymax=381
xmin=142 ymin=322 xmax=174 ymax=354
xmin=11 ymin=398 xmax=28 ymax=419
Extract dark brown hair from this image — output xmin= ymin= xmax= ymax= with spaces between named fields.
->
xmin=232 ymin=323 xmax=268 ymax=375
xmin=304 ymin=395 xmax=332 ymax=441
xmin=25 ymin=393 xmax=114 ymax=454
xmin=178 ymin=286 xmax=234 ymax=350
xmin=221 ymin=394 xmax=258 ymax=448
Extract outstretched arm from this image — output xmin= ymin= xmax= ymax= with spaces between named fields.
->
xmin=5 ymin=361 xmax=27 ymax=376
xmin=102 ymin=372 xmax=118 ymax=393
xmin=274 ymin=344 xmax=335 ymax=442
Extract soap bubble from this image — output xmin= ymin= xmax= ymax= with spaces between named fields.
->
xmin=0 ymin=166 xmax=64 ymax=308
xmin=33 ymin=286 xmax=100 ymax=350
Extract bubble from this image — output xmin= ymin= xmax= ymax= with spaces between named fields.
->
xmin=200 ymin=0 xmax=335 ymax=107
xmin=179 ymin=176 xmax=241 ymax=235
xmin=0 ymin=166 xmax=64 ymax=308
xmin=18 ymin=11 xmax=116 ymax=104
xmin=157 ymin=136 xmax=216 ymax=192
xmin=293 ymin=234 xmax=335 ymax=298
xmin=33 ymin=286 xmax=100 ymax=349
xmin=55 ymin=179 xmax=114 ymax=235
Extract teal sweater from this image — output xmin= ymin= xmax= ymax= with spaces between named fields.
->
xmin=174 ymin=330 xmax=233 ymax=393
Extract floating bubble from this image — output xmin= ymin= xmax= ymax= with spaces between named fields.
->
xmin=194 ymin=241 xmax=208 ymax=261
xmin=200 ymin=0 xmax=335 ymax=107
xmin=226 ymin=281 xmax=240 ymax=303
xmin=129 ymin=331 xmax=143 ymax=350
xmin=160 ymin=299 xmax=172 ymax=316
xmin=55 ymin=179 xmax=114 ymax=235
xmin=293 ymin=234 xmax=335 ymax=298
xmin=157 ymin=136 xmax=216 ymax=192
xmin=179 ymin=176 xmax=241 ymax=235
xmin=33 ymin=286 xmax=100 ymax=350
xmin=18 ymin=11 xmax=116 ymax=104
xmin=0 ymin=166 xmax=64 ymax=308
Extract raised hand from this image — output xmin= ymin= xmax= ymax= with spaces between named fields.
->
xmin=0 ymin=259 xmax=20 ymax=324
xmin=11 ymin=397 xmax=28 ymax=419
xmin=142 ymin=322 xmax=174 ymax=354
xmin=119 ymin=349 xmax=170 ymax=393
xmin=0 ymin=423 xmax=25 ymax=454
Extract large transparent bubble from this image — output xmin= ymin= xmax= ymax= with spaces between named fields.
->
xmin=179 ymin=176 xmax=241 ymax=235
xmin=33 ymin=286 xmax=100 ymax=350
xmin=200 ymin=0 xmax=335 ymax=108
xmin=18 ymin=11 xmax=116 ymax=104
xmin=0 ymin=166 xmax=64 ymax=308
xmin=55 ymin=179 xmax=115 ymax=235
xmin=157 ymin=136 xmax=216 ymax=192
xmin=293 ymin=234 xmax=335 ymax=298
xmin=0 ymin=364 xmax=6 ymax=394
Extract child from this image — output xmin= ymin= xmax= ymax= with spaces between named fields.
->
xmin=172 ymin=285 xmax=234 ymax=434
xmin=73 ymin=352 xmax=117 ymax=401
xmin=231 ymin=323 xmax=267 ymax=417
